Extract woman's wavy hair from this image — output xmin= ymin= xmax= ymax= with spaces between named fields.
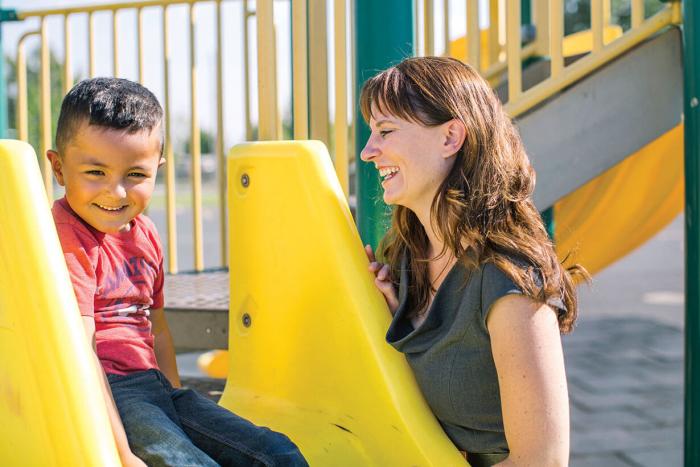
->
xmin=360 ymin=56 xmax=588 ymax=333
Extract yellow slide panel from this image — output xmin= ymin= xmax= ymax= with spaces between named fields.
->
xmin=219 ymin=141 xmax=467 ymax=466
xmin=555 ymin=125 xmax=683 ymax=275
xmin=0 ymin=141 xmax=120 ymax=466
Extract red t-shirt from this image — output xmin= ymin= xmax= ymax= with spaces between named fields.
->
xmin=52 ymin=197 xmax=164 ymax=375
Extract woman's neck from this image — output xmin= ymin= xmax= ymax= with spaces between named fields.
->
xmin=414 ymin=205 xmax=445 ymax=260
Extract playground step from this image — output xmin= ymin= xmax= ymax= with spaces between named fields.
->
xmin=164 ymin=271 xmax=229 ymax=351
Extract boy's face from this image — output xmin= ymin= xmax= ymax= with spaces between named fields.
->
xmin=47 ymin=123 xmax=164 ymax=234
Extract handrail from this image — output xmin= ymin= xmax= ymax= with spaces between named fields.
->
xmin=17 ymin=0 xmax=202 ymax=19
xmin=420 ymin=1 xmax=680 ymax=118
xmin=12 ymin=0 xmax=231 ymax=273
xmin=505 ymin=4 xmax=678 ymax=118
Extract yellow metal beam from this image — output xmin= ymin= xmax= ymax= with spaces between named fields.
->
xmin=467 ymin=0 xmax=480 ymax=70
xmin=443 ymin=0 xmax=449 ymax=56
xmin=88 ymin=12 xmax=96 ymax=77
xmin=549 ymin=0 xmax=564 ymax=79
xmin=17 ymin=0 xmax=200 ymax=19
xmin=506 ymin=0 xmax=521 ymax=102
xmin=423 ymin=0 xmax=434 ymax=55
xmin=64 ymin=16 xmax=72 ymax=93
xmin=309 ymin=0 xmax=329 ymax=146
xmin=334 ymin=0 xmax=348 ymax=196
xmin=488 ymin=0 xmax=500 ymax=66
xmin=591 ymin=0 xmax=603 ymax=52
xmin=243 ymin=0 xmax=253 ymax=140
xmin=162 ymin=6 xmax=178 ymax=274
xmin=292 ymin=0 xmax=309 ymax=140
xmin=113 ymin=10 xmax=119 ymax=76
xmin=189 ymin=3 xmax=204 ymax=271
xmin=16 ymin=31 xmax=38 ymax=143
xmin=256 ymin=0 xmax=278 ymax=140
xmin=632 ymin=0 xmax=644 ymax=28
xmin=40 ymin=18 xmax=53 ymax=199
xmin=138 ymin=8 xmax=145 ymax=83
xmin=216 ymin=0 xmax=227 ymax=267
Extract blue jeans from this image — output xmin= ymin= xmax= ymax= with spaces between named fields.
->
xmin=107 ymin=369 xmax=307 ymax=467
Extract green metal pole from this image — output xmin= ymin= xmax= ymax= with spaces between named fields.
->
xmin=0 ymin=1 xmax=7 ymax=138
xmin=683 ymin=0 xmax=700 ymax=464
xmin=521 ymin=0 xmax=532 ymax=27
xmin=354 ymin=0 xmax=413 ymax=249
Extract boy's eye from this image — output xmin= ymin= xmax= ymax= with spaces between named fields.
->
xmin=85 ymin=170 xmax=104 ymax=176
xmin=379 ymin=129 xmax=393 ymax=138
xmin=128 ymin=172 xmax=147 ymax=178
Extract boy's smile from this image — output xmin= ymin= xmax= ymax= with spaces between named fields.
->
xmin=48 ymin=123 xmax=164 ymax=234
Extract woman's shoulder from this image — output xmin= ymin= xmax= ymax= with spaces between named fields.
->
xmin=478 ymin=261 xmax=524 ymax=320
xmin=480 ymin=257 xmax=566 ymax=319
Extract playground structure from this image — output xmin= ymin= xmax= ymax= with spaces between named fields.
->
xmin=0 ymin=0 xmax=699 ymax=465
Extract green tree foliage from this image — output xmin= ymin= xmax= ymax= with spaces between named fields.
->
xmin=5 ymin=47 xmax=75 ymax=157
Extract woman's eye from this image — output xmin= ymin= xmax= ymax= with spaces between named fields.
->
xmin=379 ymin=130 xmax=393 ymax=138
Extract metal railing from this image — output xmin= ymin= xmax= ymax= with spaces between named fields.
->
xmin=418 ymin=0 xmax=681 ymax=116
xmin=6 ymin=0 xmax=680 ymax=274
xmin=9 ymin=0 xmax=351 ymax=274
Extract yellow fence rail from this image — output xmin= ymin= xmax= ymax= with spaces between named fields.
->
xmin=7 ymin=0 xmax=680 ymax=273
xmin=10 ymin=0 xmax=352 ymax=274
xmin=419 ymin=0 xmax=681 ymax=117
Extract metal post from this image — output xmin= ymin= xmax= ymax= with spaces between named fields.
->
xmin=354 ymin=0 xmax=413 ymax=249
xmin=0 ymin=4 xmax=16 ymax=137
xmin=521 ymin=0 xmax=531 ymax=28
xmin=683 ymin=1 xmax=700 ymax=464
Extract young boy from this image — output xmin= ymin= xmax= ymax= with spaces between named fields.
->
xmin=48 ymin=78 xmax=307 ymax=467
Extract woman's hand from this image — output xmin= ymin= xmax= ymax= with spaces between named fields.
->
xmin=365 ymin=245 xmax=399 ymax=315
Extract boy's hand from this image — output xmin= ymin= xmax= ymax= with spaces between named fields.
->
xmin=365 ymin=245 xmax=399 ymax=315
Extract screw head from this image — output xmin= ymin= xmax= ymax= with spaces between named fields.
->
xmin=241 ymin=173 xmax=250 ymax=187
xmin=242 ymin=313 xmax=252 ymax=327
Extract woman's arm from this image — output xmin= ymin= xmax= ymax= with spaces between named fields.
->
xmin=486 ymin=295 xmax=570 ymax=467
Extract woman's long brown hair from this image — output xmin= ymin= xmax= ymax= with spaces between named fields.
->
xmin=360 ymin=56 xmax=588 ymax=333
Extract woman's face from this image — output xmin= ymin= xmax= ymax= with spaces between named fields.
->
xmin=361 ymin=106 xmax=459 ymax=212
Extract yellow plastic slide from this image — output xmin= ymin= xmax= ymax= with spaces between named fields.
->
xmin=554 ymin=125 xmax=683 ymax=275
xmin=219 ymin=141 xmax=467 ymax=465
xmin=0 ymin=141 xmax=120 ymax=465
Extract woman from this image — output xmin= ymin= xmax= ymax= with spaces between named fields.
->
xmin=361 ymin=57 xmax=587 ymax=466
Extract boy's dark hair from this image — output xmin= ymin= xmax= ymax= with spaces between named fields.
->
xmin=55 ymin=77 xmax=164 ymax=153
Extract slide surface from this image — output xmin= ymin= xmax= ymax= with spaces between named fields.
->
xmin=0 ymin=141 xmax=120 ymax=466
xmin=219 ymin=141 xmax=467 ymax=466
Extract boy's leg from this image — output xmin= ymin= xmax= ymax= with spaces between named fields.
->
xmin=171 ymin=387 xmax=308 ymax=467
xmin=108 ymin=370 xmax=219 ymax=467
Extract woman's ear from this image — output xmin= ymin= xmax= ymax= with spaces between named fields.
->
xmin=442 ymin=119 xmax=467 ymax=159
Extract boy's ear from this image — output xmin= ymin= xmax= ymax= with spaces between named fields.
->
xmin=158 ymin=156 xmax=166 ymax=168
xmin=46 ymin=150 xmax=66 ymax=186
